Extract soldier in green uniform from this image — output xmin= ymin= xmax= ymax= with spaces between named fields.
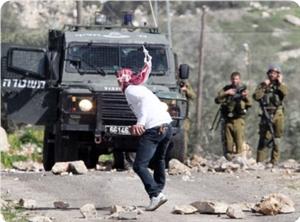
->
xmin=180 ymin=81 xmax=196 ymax=153
xmin=253 ymin=64 xmax=287 ymax=164
xmin=215 ymin=72 xmax=252 ymax=159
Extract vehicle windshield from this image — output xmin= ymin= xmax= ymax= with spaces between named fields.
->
xmin=66 ymin=44 xmax=168 ymax=75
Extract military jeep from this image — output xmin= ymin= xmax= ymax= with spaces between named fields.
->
xmin=1 ymin=24 xmax=190 ymax=170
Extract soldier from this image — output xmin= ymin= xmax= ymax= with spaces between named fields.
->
xmin=253 ymin=64 xmax=287 ymax=164
xmin=215 ymin=72 xmax=252 ymax=159
xmin=180 ymin=81 xmax=196 ymax=154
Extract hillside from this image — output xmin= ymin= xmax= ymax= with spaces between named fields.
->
xmin=168 ymin=2 xmax=300 ymax=159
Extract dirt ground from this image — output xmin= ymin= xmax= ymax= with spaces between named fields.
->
xmin=1 ymin=168 xmax=300 ymax=222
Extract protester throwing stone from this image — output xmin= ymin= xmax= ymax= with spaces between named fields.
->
xmin=116 ymin=46 xmax=172 ymax=211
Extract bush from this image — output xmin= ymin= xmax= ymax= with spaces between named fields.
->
xmin=1 ymin=127 xmax=44 ymax=168
xmin=0 ymin=152 xmax=28 ymax=168
xmin=8 ymin=127 xmax=44 ymax=150
xmin=1 ymin=206 xmax=27 ymax=222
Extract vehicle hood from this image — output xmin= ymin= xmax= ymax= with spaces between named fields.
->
xmin=62 ymin=82 xmax=184 ymax=100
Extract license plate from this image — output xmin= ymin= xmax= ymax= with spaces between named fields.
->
xmin=105 ymin=125 xmax=131 ymax=135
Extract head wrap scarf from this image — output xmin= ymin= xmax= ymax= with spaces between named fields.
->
xmin=117 ymin=46 xmax=152 ymax=92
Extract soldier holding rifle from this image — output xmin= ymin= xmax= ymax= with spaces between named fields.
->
xmin=214 ymin=72 xmax=252 ymax=159
xmin=180 ymin=81 xmax=196 ymax=154
xmin=253 ymin=64 xmax=287 ymax=165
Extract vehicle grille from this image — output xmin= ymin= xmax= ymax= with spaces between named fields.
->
xmin=100 ymin=91 xmax=136 ymax=125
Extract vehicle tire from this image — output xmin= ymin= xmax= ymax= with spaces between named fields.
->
xmin=43 ymin=127 xmax=55 ymax=171
xmin=166 ymin=130 xmax=186 ymax=163
xmin=55 ymin=130 xmax=99 ymax=169
xmin=79 ymin=146 xmax=99 ymax=169
xmin=113 ymin=151 xmax=125 ymax=170
xmin=54 ymin=130 xmax=79 ymax=163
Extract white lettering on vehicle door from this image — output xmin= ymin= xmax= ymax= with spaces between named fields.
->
xmin=18 ymin=80 xmax=27 ymax=88
xmin=27 ymin=80 xmax=37 ymax=88
xmin=2 ymin=79 xmax=46 ymax=89
xmin=2 ymin=79 xmax=11 ymax=87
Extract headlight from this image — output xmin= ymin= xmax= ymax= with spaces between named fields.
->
xmin=64 ymin=95 xmax=95 ymax=113
xmin=79 ymin=99 xmax=93 ymax=112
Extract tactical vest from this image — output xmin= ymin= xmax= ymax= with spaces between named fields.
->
xmin=261 ymin=83 xmax=282 ymax=109
xmin=221 ymin=85 xmax=247 ymax=118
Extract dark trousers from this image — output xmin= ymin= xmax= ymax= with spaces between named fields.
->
xmin=133 ymin=124 xmax=172 ymax=198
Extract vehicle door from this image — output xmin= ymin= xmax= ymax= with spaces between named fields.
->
xmin=1 ymin=43 xmax=59 ymax=125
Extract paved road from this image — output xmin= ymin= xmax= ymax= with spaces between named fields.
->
xmin=1 ymin=169 xmax=300 ymax=222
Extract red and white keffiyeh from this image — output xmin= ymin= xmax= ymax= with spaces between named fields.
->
xmin=117 ymin=46 xmax=152 ymax=91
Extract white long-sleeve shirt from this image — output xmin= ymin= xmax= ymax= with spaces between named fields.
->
xmin=125 ymin=85 xmax=172 ymax=129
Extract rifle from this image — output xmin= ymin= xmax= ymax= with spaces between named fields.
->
xmin=220 ymin=116 xmax=226 ymax=157
xmin=259 ymin=99 xmax=276 ymax=148
xmin=210 ymin=108 xmax=221 ymax=131
xmin=232 ymin=85 xmax=247 ymax=100
xmin=210 ymin=107 xmax=226 ymax=156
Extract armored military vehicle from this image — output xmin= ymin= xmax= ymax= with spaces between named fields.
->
xmin=1 ymin=20 xmax=190 ymax=170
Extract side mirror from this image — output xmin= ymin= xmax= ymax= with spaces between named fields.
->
xmin=179 ymin=64 xmax=189 ymax=79
xmin=173 ymin=53 xmax=178 ymax=70
xmin=7 ymin=47 xmax=47 ymax=78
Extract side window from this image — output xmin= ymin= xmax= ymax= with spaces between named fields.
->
xmin=8 ymin=48 xmax=47 ymax=78
xmin=151 ymin=48 xmax=168 ymax=72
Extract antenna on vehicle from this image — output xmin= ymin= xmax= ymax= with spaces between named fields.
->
xmin=148 ymin=0 xmax=158 ymax=28
xmin=166 ymin=0 xmax=172 ymax=48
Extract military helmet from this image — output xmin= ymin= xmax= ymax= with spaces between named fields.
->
xmin=267 ymin=64 xmax=281 ymax=74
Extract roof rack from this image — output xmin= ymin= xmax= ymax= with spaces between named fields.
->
xmin=63 ymin=24 xmax=160 ymax=34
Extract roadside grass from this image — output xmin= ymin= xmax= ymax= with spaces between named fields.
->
xmin=8 ymin=127 xmax=44 ymax=149
xmin=1 ymin=207 xmax=27 ymax=222
xmin=1 ymin=127 xmax=44 ymax=168
xmin=99 ymin=154 xmax=113 ymax=162
xmin=0 ymin=152 xmax=28 ymax=168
